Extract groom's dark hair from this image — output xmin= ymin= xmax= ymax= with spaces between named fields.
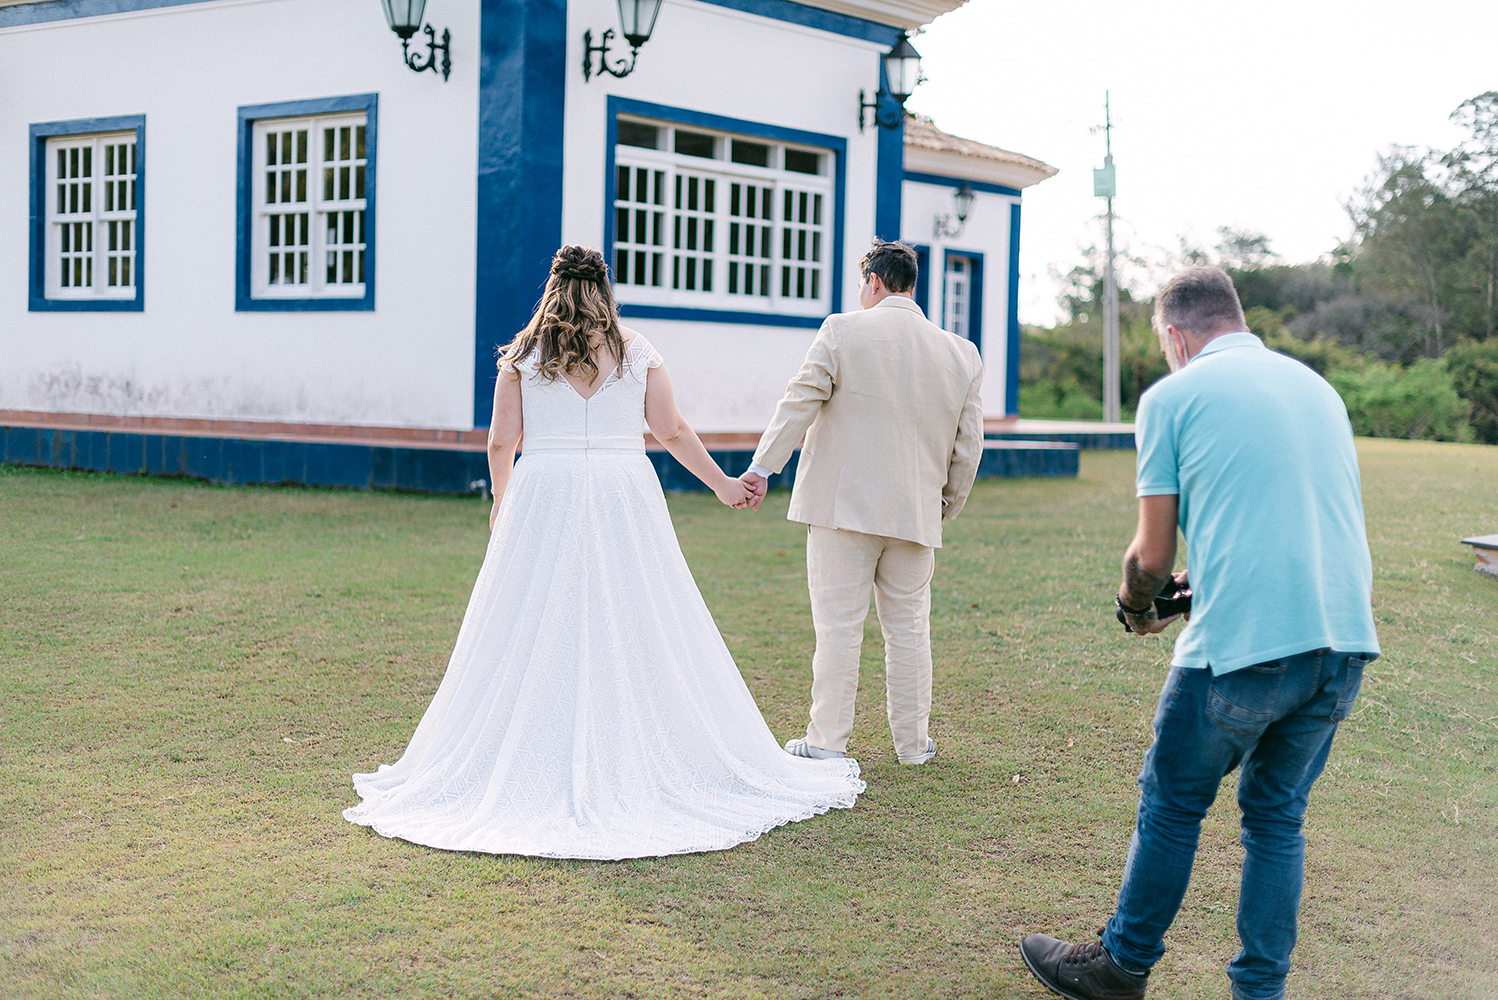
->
xmin=859 ymin=240 xmax=919 ymax=294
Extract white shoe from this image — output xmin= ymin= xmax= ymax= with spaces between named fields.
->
xmin=784 ymin=738 xmax=845 ymax=759
xmin=898 ymin=738 xmax=937 ymax=766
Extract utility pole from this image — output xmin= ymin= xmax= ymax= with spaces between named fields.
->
xmin=1093 ymin=93 xmax=1121 ymax=424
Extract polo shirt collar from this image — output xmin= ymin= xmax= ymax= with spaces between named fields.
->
xmin=1189 ymin=331 xmax=1262 ymax=365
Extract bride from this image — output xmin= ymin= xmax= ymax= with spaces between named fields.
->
xmin=344 ymin=246 xmax=865 ymax=859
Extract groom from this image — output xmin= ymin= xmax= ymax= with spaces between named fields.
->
xmin=742 ymin=240 xmax=984 ymax=765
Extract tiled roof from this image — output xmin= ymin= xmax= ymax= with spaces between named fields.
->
xmin=904 ymin=114 xmax=1057 ymax=178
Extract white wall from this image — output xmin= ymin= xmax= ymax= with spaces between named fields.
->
xmin=562 ymin=0 xmax=891 ymax=431
xmin=901 ymin=178 xmax=1016 ymax=418
xmin=0 ymin=0 xmax=481 ymax=429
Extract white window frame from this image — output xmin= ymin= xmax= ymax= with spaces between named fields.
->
xmin=612 ymin=116 xmax=834 ymax=318
xmin=943 ymin=253 xmax=973 ymax=339
xmin=44 ymin=130 xmax=139 ymax=301
xmin=249 ymin=111 xmax=368 ymax=300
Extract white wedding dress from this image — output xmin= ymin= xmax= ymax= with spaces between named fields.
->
xmin=343 ymin=335 xmax=864 ymax=859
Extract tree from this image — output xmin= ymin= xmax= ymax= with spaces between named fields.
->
xmin=1445 ymin=92 xmax=1498 ymax=339
xmin=1347 ymin=147 xmax=1469 ymax=358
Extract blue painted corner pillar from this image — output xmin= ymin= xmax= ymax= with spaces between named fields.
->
xmin=475 ymin=0 xmax=567 ymax=428
xmin=873 ymin=61 xmax=904 ymax=242
xmin=1006 ymin=201 xmax=1022 ymax=416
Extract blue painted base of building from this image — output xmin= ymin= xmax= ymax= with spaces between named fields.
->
xmin=2 ymin=426 xmax=1078 ymax=494
xmin=986 ymin=430 xmax=1136 ymax=450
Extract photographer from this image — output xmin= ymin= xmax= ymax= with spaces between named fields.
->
xmin=1019 ymin=267 xmax=1381 ymax=1000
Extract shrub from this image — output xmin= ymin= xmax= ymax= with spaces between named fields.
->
xmin=1444 ymin=338 xmax=1498 ymax=444
xmin=1019 ymin=379 xmax=1104 ymax=420
xmin=1329 ymin=358 xmax=1473 ymax=441
xmin=1247 ymin=306 xmax=1369 ymax=378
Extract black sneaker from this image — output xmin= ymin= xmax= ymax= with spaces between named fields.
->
xmin=1019 ymin=929 xmax=1148 ymax=1000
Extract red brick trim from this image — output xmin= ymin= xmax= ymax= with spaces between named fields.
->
xmin=0 ymin=408 xmax=768 ymax=453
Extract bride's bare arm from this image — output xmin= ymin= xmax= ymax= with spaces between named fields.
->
xmin=644 ymin=363 xmax=752 ymax=508
xmin=487 ymin=370 xmax=523 ymax=528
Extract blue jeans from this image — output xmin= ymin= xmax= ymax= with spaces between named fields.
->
xmin=1102 ymin=648 xmax=1370 ymax=1000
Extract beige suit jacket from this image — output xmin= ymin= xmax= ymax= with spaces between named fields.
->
xmin=753 ymin=295 xmax=984 ymax=549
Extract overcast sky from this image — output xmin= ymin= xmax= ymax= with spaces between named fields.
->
xmin=906 ymin=0 xmax=1498 ymax=325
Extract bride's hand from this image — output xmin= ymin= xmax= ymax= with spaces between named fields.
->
xmin=489 ymin=500 xmax=501 ymax=530
xmin=714 ymin=477 xmax=753 ymax=509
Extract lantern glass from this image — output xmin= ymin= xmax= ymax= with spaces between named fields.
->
xmin=954 ymin=183 xmax=976 ymax=223
xmin=618 ymin=0 xmax=664 ymax=48
xmin=381 ymin=0 xmax=428 ymax=39
xmin=882 ymin=33 xmax=922 ymax=102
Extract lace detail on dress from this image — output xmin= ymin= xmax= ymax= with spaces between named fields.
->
xmin=497 ymin=336 xmax=658 ymax=380
xmin=623 ymin=334 xmax=664 ymax=373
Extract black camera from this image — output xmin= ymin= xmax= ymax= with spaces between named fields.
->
xmin=1116 ymin=581 xmax=1192 ymax=631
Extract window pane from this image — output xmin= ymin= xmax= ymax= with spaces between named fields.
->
xmin=784 ymin=149 xmax=820 ymax=174
xmin=617 ymin=120 xmax=659 ymax=149
xmin=674 ymin=130 xmax=715 ymax=159
xmin=730 ymin=140 xmax=769 ymax=167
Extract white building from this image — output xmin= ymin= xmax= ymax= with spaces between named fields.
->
xmin=0 ymin=0 xmax=1057 ymax=490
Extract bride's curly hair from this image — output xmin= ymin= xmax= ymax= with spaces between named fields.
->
xmin=499 ymin=246 xmax=625 ymax=384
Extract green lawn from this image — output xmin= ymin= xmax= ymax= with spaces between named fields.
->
xmin=1 ymin=440 xmax=1495 ymax=999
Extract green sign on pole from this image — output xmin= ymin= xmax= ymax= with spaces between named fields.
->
xmin=1093 ymin=164 xmax=1116 ymax=198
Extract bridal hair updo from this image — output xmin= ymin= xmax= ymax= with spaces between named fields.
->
xmin=499 ymin=246 xmax=626 ymax=383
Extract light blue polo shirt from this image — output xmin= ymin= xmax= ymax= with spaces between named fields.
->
xmin=1135 ymin=332 xmax=1380 ymax=674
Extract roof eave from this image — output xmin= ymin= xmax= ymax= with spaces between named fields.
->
xmin=787 ymin=0 xmax=969 ymax=31
xmin=903 ymin=145 xmax=1058 ymax=191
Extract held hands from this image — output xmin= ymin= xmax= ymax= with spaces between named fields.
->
xmin=715 ymin=476 xmax=755 ymax=509
xmin=738 ymin=471 xmax=767 ymax=512
xmin=715 ymin=471 xmax=767 ymax=511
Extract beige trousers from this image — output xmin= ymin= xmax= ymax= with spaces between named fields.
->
xmin=804 ymin=524 xmax=935 ymax=760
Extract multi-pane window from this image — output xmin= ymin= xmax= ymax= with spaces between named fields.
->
xmin=46 ymin=131 xmax=138 ymax=299
xmin=780 ymin=187 xmax=824 ymax=302
xmin=727 ymin=181 xmax=772 ymax=297
xmin=943 ymin=255 xmax=972 ymax=340
xmin=251 ymin=112 xmax=367 ymax=298
xmin=673 ymin=172 xmax=716 ymax=292
xmin=613 ymin=116 xmax=834 ymax=316
xmin=614 ymin=165 xmax=666 ymax=288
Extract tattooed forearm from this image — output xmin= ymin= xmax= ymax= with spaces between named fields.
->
xmin=1120 ymin=554 xmax=1170 ymax=611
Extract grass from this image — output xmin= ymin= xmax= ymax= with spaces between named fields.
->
xmin=0 ymin=439 xmax=1495 ymax=999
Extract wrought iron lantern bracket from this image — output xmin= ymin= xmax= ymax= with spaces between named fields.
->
xmin=403 ymin=23 xmax=451 ymax=81
xmin=582 ymin=28 xmax=641 ymax=81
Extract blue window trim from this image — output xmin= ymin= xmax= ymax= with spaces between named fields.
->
xmin=693 ymin=0 xmax=899 ymax=44
xmin=911 ymin=243 xmax=931 ymax=316
xmin=1 ymin=0 xmax=206 ymax=27
xmin=605 ymin=96 xmax=847 ymax=329
xmin=1006 ymin=202 xmax=1022 ymax=416
xmin=939 ymin=247 xmax=984 ymax=355
xmin=234 ymin=93 xmax=378 ymax=313
xmin=475 ymin=0 xmax=566 ymax=428
xmin=905 ymin=170 xmax=1023 ymax=199
xmin=29 ymin=115 xmax=147 ymax=313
